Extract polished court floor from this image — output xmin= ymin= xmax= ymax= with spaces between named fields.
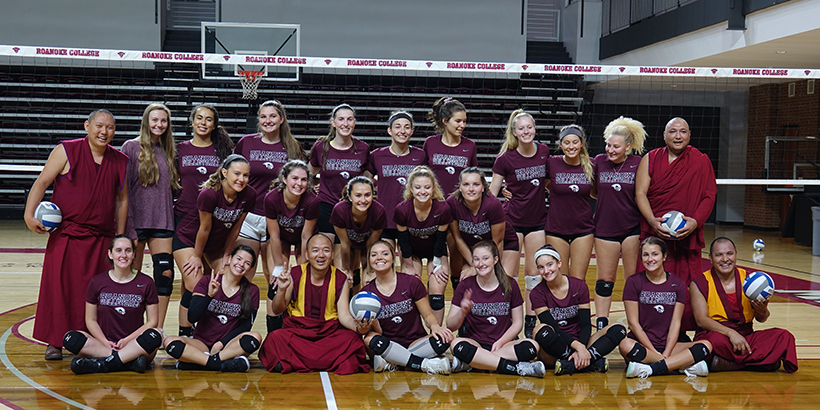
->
xmin=0 ymin=220 xmax=819 ymax=409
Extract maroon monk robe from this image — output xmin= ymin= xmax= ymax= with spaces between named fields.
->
xmin=693 ymin=270 xmax=798 ymax=373
xmin=640 ymin=145 xmax=716 ymax=330
xmin=33 ymin=137 xmax=128 ymax=347
xmin=258 ymin=266 xmax=369 ymax=375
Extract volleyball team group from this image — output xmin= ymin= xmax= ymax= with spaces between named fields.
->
xmin=23 ymin=96 xmax=797 ymax=383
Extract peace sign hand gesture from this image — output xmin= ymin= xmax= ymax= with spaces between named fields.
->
xmin=208 ymin=273 xmax=221 ymax=298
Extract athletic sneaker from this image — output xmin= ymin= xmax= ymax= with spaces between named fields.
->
xmin=219 ymin=356 xmax=250 ymax=373
xmin=680 ymin=360 xmax=709 ymax=377
xmin=450 ymin=356 xmax=473 ymax=373
xmin=71 ymin=357 xmax=106 ymax=375
xmin=127 ymin=355 xmax=150 ymax=374
xmin=372 ymin=355 xmax=397 ymax=373
xmin=515 ymin=361 xmax=546 ymax=378
xmin=554 ymin=359 xmax=576 ymax=376
xmin=625 ymin=361 xmax=652 ymax=379
xmin=421 ymin=357 xmax=451 ymax=375
xmin=590 ymin=357 xmax=609 ymax=373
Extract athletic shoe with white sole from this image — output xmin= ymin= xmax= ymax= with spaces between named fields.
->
xmin=515 ymin=361 xmax=546 ymax=378
xmin=421 ymin=357 xmax=451 ymax=375
xmin=450 ymin=356 xmax=473 ymax=373
xmin=680 ymin=360 xmax=709 ymax=377
xmin=625 ymin=361 xmax=652 ymax=379
xmin=372 ymin=355 xmax=398 ymax=373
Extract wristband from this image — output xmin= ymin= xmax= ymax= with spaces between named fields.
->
xmin=268 ymin=283 xmax=277 ymax=300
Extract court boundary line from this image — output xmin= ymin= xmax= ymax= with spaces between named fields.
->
xmin=12 ymin=316 xmax=45 ymax=346
xmin=0 ymin=315 xmax=95 ymax=410
xmin=320 ymin=371 xmax=338 ymax=410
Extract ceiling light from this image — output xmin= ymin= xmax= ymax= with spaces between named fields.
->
xmin=775 ymin=51 xmax=787 ymax=54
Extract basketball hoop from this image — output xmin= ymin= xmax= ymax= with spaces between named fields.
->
xmin=237 ymin=70 xmax=264 ymax=100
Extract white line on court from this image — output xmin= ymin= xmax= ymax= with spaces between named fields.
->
xmin=319 ymin=371 xmax=338 ymax=410
xmin=0 ymin=315 xmax=95 ymax=410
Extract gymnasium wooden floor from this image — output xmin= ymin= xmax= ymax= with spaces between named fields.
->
xmin=1 ymin=220 xmax=819 ymax=409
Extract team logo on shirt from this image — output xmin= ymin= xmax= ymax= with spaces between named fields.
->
xmin=446 ymin=166 xmax=456 ymax=175
xmin=197 ymin=166 xmax=208 ymax=174
xmin=487 ymin=316 xmax=498 ymax=325
xmin=612 ymin=183 xmax=622 ymax=192
xmin=397 ymin=177 xmax=407 ymax=185
xmin=392 ymin=316 xmax=403 ymax=324
xmin=218 ymin=315 xmax=228 ymax=324
xmin=224 ymin=223 xmax=233 ymax=229
xmin=263 ymin=162 xmax=275 ymax=169
xmin=340 ymin=171 xmax=350 ymax=179
xmin=115 ymin=307 xmax=126 ymax=315
xmin=569 ymin=185 xmax=579 ymax=192
xmin=531 ymin=179 xmax=540 ymax=186
xmin=654 ymin=305 xmax=665 ymax=314
xmin=558 ymin=320 xmax=568 ymax=327
xmin=285 ymin=228 xmax=295 ymax=233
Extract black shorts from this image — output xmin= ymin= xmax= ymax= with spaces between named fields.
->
xmin=135 ymin=229 xmax=175 ymax=243
xmin=595 ymin=226 xmax=640 ymax=243
xmin=545 ymin=231 xmax=594 ymax=244
xmin=173 ymin=213 xmax=183 ymax=228
xmin=172 ymin=233 xmax=192 ymax=252
xmin=513 ymin=225 xmax=543 ymax=236
xmin=317 ymin=201 xmax=336 ymax=234
xmin=381 ymin=228 xmax=398 ymax=241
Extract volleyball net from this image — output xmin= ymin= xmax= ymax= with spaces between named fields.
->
xmin=1 ymin=42 xmax=819 ymax=211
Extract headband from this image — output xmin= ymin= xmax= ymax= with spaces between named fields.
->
xmin=559 ymin=126 xmax=583 ymax=142
xmin=389 ymin=112 xmax=413 ymax=127
xmin=222 ymin=154 xmax=247 ymax=168
xmin=534 ymin=247 xmax=561 ymax=263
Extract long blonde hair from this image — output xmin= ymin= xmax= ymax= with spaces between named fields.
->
xmin=558 ymin=124 xmax=594 ymax=183
xmin=137 ymin=104 xmax=180 ymax=189
xmin=201 ymin=154 xmax=249 ymax=191
xmin=499 ymin=109 xmax=535 ymax=155
xmin=258 ymin=100 xmax=306 ymax=160
xmin=603 ymin=116 xmax=647 ymax=155
xmin=403 ymin=165 xmax=445 ymax=201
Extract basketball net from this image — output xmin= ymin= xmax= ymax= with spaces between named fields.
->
xmin=238 ymin=70 xmax=264 ymax=100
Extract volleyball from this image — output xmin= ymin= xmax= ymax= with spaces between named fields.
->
xmin=753 ymin=238 xmax=765 ymax=251
xmin=34 ymin=201 xmax=62 ymax=233
xmin=349 ymin=291 xmax=381 ymax=321
xmin=743 ymin=271 xmax=775 ymax=302
xmin=661 ymin=211 xmax=686 ymax=237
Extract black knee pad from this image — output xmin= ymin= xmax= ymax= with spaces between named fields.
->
xmin=266 ymin=315 xmax=283 ymax=334
xmin=136 ymin=329 xmax=162 ymax=353
xmin=166 ymin=340 xmax=186 ymax=359
xmin=180 ymin=290 xmax=193 ymax=309
xmin=626 ymin=343 xmax=647 ymax=362
xmin=429 ymin=294 xmax=445 ymax=311
xmin=368 ymin=334 xmax=389 ymax=355
xmin=595 ymin=280 xmax=614 ymax=297
xmin=62 ymin=331 xmax=87 ymax=355
xmin=152 ymin=253 xmax=175 ymax=296
xmin=240 ymin=335 xmax=260 ymax=354
xmin=429 ymin=335 xmax=449 ymax=355
xmin=607 ymin=323 xmax=627 ymax=343
xmin=534 ymin=326 xmax=558 ymax=347
xmin=689 ymin=342 xmax=710 ymax=363
xmin=514 ymin=341 xmax=538 ymax=361
xmin=453 ymin=341 xmax=478 ymax=364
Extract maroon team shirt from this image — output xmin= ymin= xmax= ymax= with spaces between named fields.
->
xmin=368 ymin=146 xmax=426 ymax=229
xmin=234 ymin=134 xmax=289 ymax=215
xmin=329 ymin=200 xmax=387 ymax=250
xmin=623 ymin=271 xmax=687 ymax=351
xmin=446 ymin=195 xmax=516 ymax=249
xmin=492 ymin=143 xmax=550 ymax=227
xmin=192 ymin=275 xmax=260 ymax=347
xmin=451 ymin=276 xmax=524 ymax=347
xmin=85 ymin=271 xmax=158 ymax=342
xmin=593 ymin=154 xmax=642 ymax=237
xmin=176 ymin=186 xmax=257 ymax=253
xmin=545 ymin=156 xmax=594 ymax=236
xmin=309 ymin=139 xmax=370 ymax=204
xmin=529 ymin=275 xmax=589 ymax=341
xmin=361 ymin=273 xmax=428 ymax=347
xmin=175 ymin=141 xmax=220 ymax=218
xmin=423 ymin=135 xmax=478 ymax=195
xmin=393 ymin=199 xmax=453 ymax=258
xmin=264 ymin=188 xmax=320 ymax=244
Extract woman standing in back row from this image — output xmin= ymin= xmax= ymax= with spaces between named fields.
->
xmin=234 ymin=100 xmax=306 ymax=283
xmin=591 ymin=116 xmax=646 ymax=331
xmin=174 ymin=104 xmax=234 ymax=338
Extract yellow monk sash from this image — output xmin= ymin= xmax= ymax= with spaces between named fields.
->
xmin=287 ymin=263 xmax=339 ymax=320
xmin=702 ymin=267 xmax=754 ymax=324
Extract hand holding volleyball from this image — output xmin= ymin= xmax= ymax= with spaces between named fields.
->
xmin=32 ymin=201 xmax=62 ymax=233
